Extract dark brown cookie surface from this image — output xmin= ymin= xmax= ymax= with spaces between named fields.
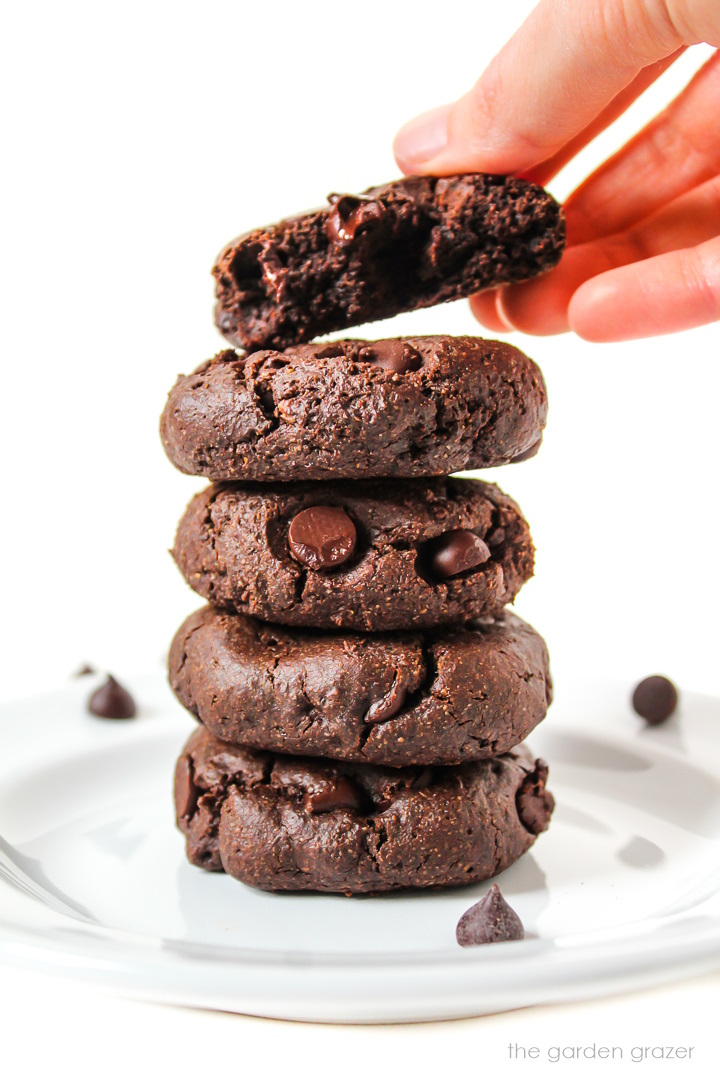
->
xmin=213 ymin=174 xmax=565 ymax=351
xmin=169 ymin=607 xmax=552 ymax=765
xmin=175 ymin=727 xmax=553 ymax=893
xmin=160 ymin=336 xmax=547 ymax=482
xmin=172 ymin=477 xmax=534 ymax=631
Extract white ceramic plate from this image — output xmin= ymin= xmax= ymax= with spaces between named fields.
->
xmin=1 ymin=671 xmax=720 ymax=1022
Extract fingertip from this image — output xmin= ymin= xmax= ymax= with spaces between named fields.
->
xmin=498 ymin=278 xmax=571 ymax=336
xmin=469 ymin=291 xmax=513 ymax=333
xmin=392 ymin=105 xmax=451 ymax=174
xmin=567 ymin=279 xmax=618 ymax=340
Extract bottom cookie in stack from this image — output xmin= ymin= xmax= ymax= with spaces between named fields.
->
xmin=169 ymin=606 xmax=555 ymax=893
xmin=174 ymin=726 xmax=554 ymax=894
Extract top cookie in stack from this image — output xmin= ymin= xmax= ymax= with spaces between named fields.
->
xmin=212 ymin=174 xmax=564 ymax=352
xmin=162 ymin=173 xmax=562 ymax=894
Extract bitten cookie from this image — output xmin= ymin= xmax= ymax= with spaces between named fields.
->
xmin=160 ymin=336 xmax=547 ymax=482
xmin=169 ymin=607 xmax=552 ymax=765
xmin=175 ymin=727 xmax=554 ymax=893
xmin=172 ymin=476 xmax=534 ymax=631
xmin=213 ymin=174 xmax=565 ymax=350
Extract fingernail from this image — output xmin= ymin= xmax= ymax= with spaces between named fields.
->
xmin=393 ymin=104 xmax=451 ymax=169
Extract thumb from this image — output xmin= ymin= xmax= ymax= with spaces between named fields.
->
xmin=393 ymin=0 xmax=712 ymax=176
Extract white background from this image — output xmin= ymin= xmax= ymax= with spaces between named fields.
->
xmin=1 ymin=0 xmax=719 ymax=1075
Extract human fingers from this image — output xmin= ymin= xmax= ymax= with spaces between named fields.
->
xmin=468 ymin=291 xmax=514 ymax=333
xmin=497 ymin=174 xmax=720 ymax=334
xmin=569 ymin=234 xmax=720 ymax=339
xmin=393 ymin=0 xmax=719 ymax=176
xmin=525 ymin=50 xmax=685 ymax=186
xmin=564 ymin=49 xmax=720 ymax=244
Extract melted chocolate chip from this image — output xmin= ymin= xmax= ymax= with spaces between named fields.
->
xmin=303 ymin=776 xmax=364 ymax=814
xmin=516 ymin=759 xmax=554 ymax=834
xmin=511 ymin=438 xmax=543 ymax=463
xmin=288 ymin=505 xmax=357 ymax=571
xmin=632 ymin=675 xmax=678 ymax=725
xmin=456 ymin=884 xmax=525 ymax=947
xmin=424 ymin=529 xmax=491 ymax=580
xmin=87 ymin=675 xmax=137 ymax=720
xmin=258 ymin=241 xmax=288 ymax=300
xmin=365 ymin=675 xmax=408 ymax=724
xmin=326 ymin=193 xmax=385 ymax=243
xmin=357 ymin=340 xmax=422 ymax=374
xmin=175 ymin=755 xmax=198 ymax=819
xmin=313 ymin=343 xmax=347 ymax=360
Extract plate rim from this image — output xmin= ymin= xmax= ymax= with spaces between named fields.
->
xmin=2 ymin=673 xmax=720 ymax=1020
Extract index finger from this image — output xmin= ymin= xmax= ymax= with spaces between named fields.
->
xmin=393 ymin=0 xmax=713 ymax=176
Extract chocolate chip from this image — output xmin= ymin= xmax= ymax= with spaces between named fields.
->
xmin=73 ymin=663 xmax=95 ymax=677
xmin=303 ymin=776 xmax=364 ymax=814
xmin=87 ymin=675 xmax=137 ymax=720
xmin=288 ymin=505 xmax=357 ymax=571
xmin=632 ymin=675 xmax=679 ymax=725
xmin=365 ymin=675 xmax=407 ymax=724
xmin=516 ymin=758 xmax=554 ymax=834
xmin=313 ymin=343 xmax=346 ymax=360
xmin=326 ymin=193 xmax=384 ymax=243
xmin=511 ymin=438 xmax=543 ymax=463
xmin=456 ymin=884 xmax=525 ymax=947
xmin=357 ymin=340 xmax=422 ymax=374
xmin=258 ymin=241 xmax=288 ymax=300
xmin=423 ymin=529 xmax=491 ymax=580
xmin=175 ymin=754 xmax=198 ymax=819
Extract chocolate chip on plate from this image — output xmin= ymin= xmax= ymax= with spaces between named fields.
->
xmin=632 ymin=675 xmax=678 ymax=725
xmin=456 ymin=884 xmax=525 ymax=947
xmin=73 ymin=663 xmax=96 ymax=677
xmin=87 ymin=675 xmax=137 ymax=720
xmin=425 ymin=529 xmax=491 ymax=579
xmin=288 ymin=505 xmax=357 ymax=570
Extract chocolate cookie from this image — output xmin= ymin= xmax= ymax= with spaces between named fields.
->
xmin=172 ymin=477 xmax=534 ymax=631
xmin=175 ymin=727 xmax=554 ymax=892
xmin=169 ymin=607 xmax=552 ymax=765
xmin=213 ymin=174 xmax=565 ymax=351
xmin=160 ymin=336 xmax=547 ymax=482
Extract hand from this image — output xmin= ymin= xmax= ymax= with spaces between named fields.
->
xmin=393 ymin=0 xmax=720 ymax=341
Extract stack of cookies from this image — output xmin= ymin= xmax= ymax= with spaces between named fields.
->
xmin=161 ymin=174 xmax=564 ymax=894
